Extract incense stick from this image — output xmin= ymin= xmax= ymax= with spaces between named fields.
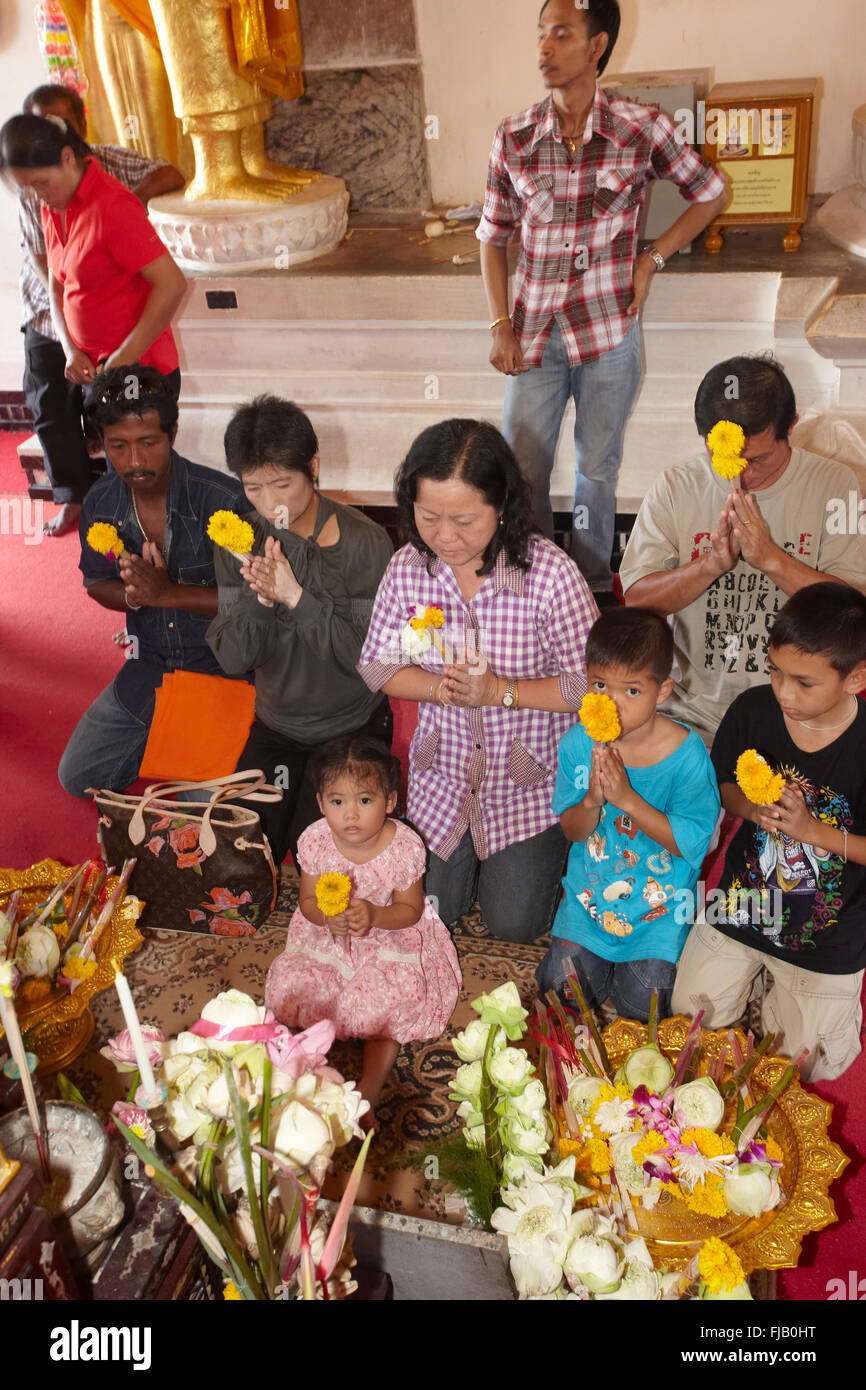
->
xmin=81 ymin=861 xmax=136 ymax=961
xmin=0 ymin=989 xmax=49 ymax=1180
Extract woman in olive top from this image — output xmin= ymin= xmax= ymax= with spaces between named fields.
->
xmin=207 ymin=395 xmax=394 ymax=865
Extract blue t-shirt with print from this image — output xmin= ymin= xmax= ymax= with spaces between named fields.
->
xmin=551 ymin=723 xmax=720 ymax=963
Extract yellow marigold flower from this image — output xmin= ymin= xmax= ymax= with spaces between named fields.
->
xmin=409 ymin=616 xmax=428 ymax=631
xmin=632 ymin=1129 xmax=669 ymax=1163
xmin=222 ymin=1280 xmax=242 ymax=1301
xmin=20 ymin=978 xmax=53 ymax=1001
xmin=557 ymin=1133 xmax=584 ymax=1158
xmin=86 ymin=522 xmax=124 ymax=560
xmin=315 ymin=871 xmax=352 ymax=917
xmin=579 ymin=692 xmax=621 ymax=743
xmin=424 ymin=606 xmax=445 ymax=628
xmin=764 ymin=1136 xmax=784 ymax=1163
xmin=698 ymin=1236 xmax=746 ymax=1294
xmin=711 ymin=450 xmax=748 ymax=480
xmin=735 ymin=749 xmax=786 ymax=806
xmin=574 ymin=1137 xmax=612 ymax=1175
xmin=207 ymin=510 xmax=255 ymax=554
xmin=707 ymin=421 xmax=746 ymax=457
xmin=680 ymin=1177 xmax=728 ymax=1218
xmin=681 ymin=1127 xmax=737 ymax=1158
xmin=63 ymin=956 xmax=97 ymax=981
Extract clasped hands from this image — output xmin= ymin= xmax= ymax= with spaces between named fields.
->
xmin=327 ymin=898 xmax=374 ymax=939
xmin=119 ymin=540 xmax=175 ymax=608
xmin=753 ymin=784 xmax=819 ymax=844
xmin=706 ymin=486 xmax=774 ymax=576
xmin=584 ymin=742 xmax=634 ymax=813
xmin=438 ymin=653 xmax=499 ymax=708
xmin=241 ymin=535 xmax=302 ymax=609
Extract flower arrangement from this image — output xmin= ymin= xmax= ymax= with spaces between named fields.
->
xmin=207 ymin=510 xmax=256 ymax=556
xmin=108 ymin=988 xmax=372 ymax=1300
xmin=401 ymin=604 xmax=453 ymax=662
xmin=579 ymin=692 xmax=621 ymax=743
xmin=735 ymin=749 xmax=786 ymax=806
xmin=707 ymin=420 xmax=747 ymax=480
xmin=86 ymin=522 xmax=124 ymax=562
xmin=315 ymin=872 xmax=352 ymax=917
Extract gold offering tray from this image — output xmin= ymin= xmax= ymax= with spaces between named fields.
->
xmin=579 ymin=1015 xmax=848 ymax=1274
xmin=0 ymin=859 xmax=143 ymax=1075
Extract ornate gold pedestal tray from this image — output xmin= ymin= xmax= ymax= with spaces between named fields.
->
xmin=594 ymin=1014 xmax=849 ymax=1274
xmin=0 ymin=859 xmax=143 ymax=1075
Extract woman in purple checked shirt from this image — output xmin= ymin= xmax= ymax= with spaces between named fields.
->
xmin=357 ymin=418 xmax=598 ymax=943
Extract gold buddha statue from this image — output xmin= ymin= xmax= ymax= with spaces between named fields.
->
xmin=62 ymin=0 xmax=320 ymax=201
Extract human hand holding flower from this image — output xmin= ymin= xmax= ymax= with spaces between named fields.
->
xmin=119 ymin=542 xmax=175 ymax=607
xmin=242 ymin=536 xmax=303 ymax=609
xmin=705 ymin=501 xmax=740 ymax=578
xmin=342 ymin=898 xmax=375 ymax=937
xmin=441 ymin=657 xmax=498 ymax=708
xmin=756 ymin=783 xmax=818 ymax=844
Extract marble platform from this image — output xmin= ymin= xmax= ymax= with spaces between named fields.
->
xmin=18 ymin=216 xmax=866 ymax=506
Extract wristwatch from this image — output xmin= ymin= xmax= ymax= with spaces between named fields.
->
xmin=644 ymin=245 xmax=665 ymax=271
xmin=501 ymin=679 xmax=518 ymax=710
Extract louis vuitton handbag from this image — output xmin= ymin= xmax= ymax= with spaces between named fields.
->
xmin=89 ymin=771 xmax=282 ymax=936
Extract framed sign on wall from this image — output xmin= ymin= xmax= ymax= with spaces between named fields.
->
xmin=701 ymin=79 xmax=818 ymax=253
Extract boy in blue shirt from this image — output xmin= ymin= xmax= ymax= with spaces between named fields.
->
xmin=537 ymin=608 xmax=720 ymax=1022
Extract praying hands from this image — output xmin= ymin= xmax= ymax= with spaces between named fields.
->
xmin=241 ymin=535 xmax=302 ymax=609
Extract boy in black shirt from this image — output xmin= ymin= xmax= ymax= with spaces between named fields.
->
xmin=672 ymin=583 xmax=866 ymax=1081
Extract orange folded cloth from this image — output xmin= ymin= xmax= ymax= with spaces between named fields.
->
xmin=139 ymin=671 xmax=256 ymax=783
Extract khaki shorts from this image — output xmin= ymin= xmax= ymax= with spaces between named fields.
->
xmin=672 ymin=916 xmax=864 ymax=1083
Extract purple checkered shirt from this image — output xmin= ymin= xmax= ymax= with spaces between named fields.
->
xmin=18 ymin=143 xmax=169 ymax=336
xmin=358 ymin=537 xmax=598 ymax=861
xmin=476 ymin=85 xmax=726 ymax=366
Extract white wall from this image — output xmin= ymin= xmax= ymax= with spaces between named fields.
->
xmin=0 ymin=2 xmax=53 ymax=389
xmin=416 ymin=0 xmax=863 ymax=206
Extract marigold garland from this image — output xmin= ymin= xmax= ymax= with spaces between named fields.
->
xmin=315 ymin=871 xmax=352 ymax=917
xmin=207 ymin=510 xmax=255 ymax=554
xmin=678 ymin=1175 xmax=728 ymax=1218
xmin=63 ymin=956 xmax=97 ymax=981
xmin=735 ymin=749 xmax=786 ymax=806
xmin=680 ymin=1127 xmax=737 ymax=1158
xmin=632 ymin=1128 xmax=669 ymax=1163
xmin=707 ymin=421 xmax=747 ymax=480
xmin=408 ymin=605 xmax=445 ymax=632
xmin=698 ymin=1236 xmax=746 ymax=1294
xmin=579 ymin=692 xmax=621 ymax=743
xmin=86 ymin=522 xmax=124 ymax=561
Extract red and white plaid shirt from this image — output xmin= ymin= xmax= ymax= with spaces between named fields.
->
xmin=358 ymin=537 xmax=598 ymax=861
xmin=476 ymin=85 xmax=726 ymax=366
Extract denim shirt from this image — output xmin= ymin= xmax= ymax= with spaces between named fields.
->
xmin=79 ymin=450 xmax=250 ymax=722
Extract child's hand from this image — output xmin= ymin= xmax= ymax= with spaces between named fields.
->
xmin=343 ymin=899 xmax=375 ymax=937
xmin=760 ymin=783 xmax=817 ymax=844
xmin=597 ymin=746 xmax=633 ymax=812
xmin=583 ymin=744 xmax=606 ymax=809
xmin=327 ymin=912 xmax=351 ymax=937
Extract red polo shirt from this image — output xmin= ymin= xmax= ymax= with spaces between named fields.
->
xmin=41 ymin=158 xmax=178 ymax=374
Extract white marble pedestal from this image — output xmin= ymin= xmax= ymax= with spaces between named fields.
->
xmin=148 ymin=175 xmax=349 ymax=273
xmin=816 ymin=104 xmax=866 ymax=260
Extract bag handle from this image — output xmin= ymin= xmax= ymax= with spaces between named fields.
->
xmin=128 ymin=769 xmax=282 ymax=857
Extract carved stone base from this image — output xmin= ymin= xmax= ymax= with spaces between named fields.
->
xmin=148 ymin=175 xmax=350 ymax=273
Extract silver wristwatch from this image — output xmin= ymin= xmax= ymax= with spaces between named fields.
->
xmin=645 ymin=245 xmax=665 ymax=271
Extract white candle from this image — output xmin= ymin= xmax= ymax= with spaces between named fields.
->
xmin=112 ymin=962 xmax=157 ymax=1096
xmin=0 ymin=989 xmax=44 ymax=1156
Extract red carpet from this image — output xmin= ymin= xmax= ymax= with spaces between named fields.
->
xmin=0 ymin=430 xmax=862 ymax=1299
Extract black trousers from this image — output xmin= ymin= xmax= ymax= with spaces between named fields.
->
xmin=235 ymin=698 xmax=394 ymax=867
xmin=23 ymin=325 xmax=91 ymax=504
xmin=22 ymin=325 xmax=182 ymax=504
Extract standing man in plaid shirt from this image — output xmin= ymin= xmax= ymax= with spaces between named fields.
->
xmin=18 ymin=84 xmax=184 ymax=536
xmin=477 ymin=0 xmax=728 ymax=601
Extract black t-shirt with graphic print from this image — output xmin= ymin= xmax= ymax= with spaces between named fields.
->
xmin=710 ymin=686 xmax=866 ymax=975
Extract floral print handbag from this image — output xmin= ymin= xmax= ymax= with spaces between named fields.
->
xmin=89 ymin=772 xmax=281 ymax=936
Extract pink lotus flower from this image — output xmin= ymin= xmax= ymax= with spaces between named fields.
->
xmin=265 ymin=1016 xmax=336 ymax=1076
xmin=110 ymin=1100 xmax=156 ymax=1149
xmin=101 ymin=1023 xmax=165 ymax=1072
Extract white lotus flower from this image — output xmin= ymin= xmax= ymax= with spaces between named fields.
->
xmin=563 ymin=1234 xmax=622 ymax=1294
xmin=566 ymin=1072 xmax=607 ymax=1116
xmin=621 ymin=1044 xmax=674 ymax=1093
xmin=501 ymin=1153 xmax=545 ymax=1189
xmin=15 ymin=925 xmax=60 ymax=978
xmin=273 ymin=1100 xmax=332 ymax=1167
xmin=402 ymin=625 xmax=432 ymax=657
xmin=487 ymin=1046 xmax=534 ymax=1095
xmin=594 ymin=1238 xmax=659 ymax=1301
xmin=723 ymin=1163 xmax=778 ymax=1218
xmin=452 ymin=1020 xmax=504 ymax=1063
xmin=502 ymin=1113 xmax=549 ymax=1158
xmin=198 ymin=989 xmax=265 ymax=1052
xmin=451 ymin=1060 xmax=484 ymax=1102
xmin=609 ymin=1132 xmax=663 ymax=1208
xmin=491 ymin=1179 xmax=573 ymax=1299
xmin=673 ymin=1077 xmax=726 ymax=1133
xmin=503 ymin=1078 xmax=546 ymax=1120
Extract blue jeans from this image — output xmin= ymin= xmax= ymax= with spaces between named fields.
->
xmin=59 ymin=678 xmax=199 ymax=801
xmin=425 ymin=823 xmax=568 ymax=943
xmin=536 ymin=935 xmax=676 ymax=1025
xmin=502 ymin=319 xmax=643 ymax=590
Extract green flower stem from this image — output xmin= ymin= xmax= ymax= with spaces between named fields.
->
xmin=647 ymin=990 xmax=658 ymax=1047
xmin=720 ymin=1032 xmax=776 ymax=1100
xmin=480 ymin=1025 xmax=502 ymax=1202
xmin=732 ymin=1060 xmax=798 ymax=1150
xmin=223 ymin=1061 xmax=277 ymax=1295
xmin=564 ymin=974 xmax=611 ymax=1076
xmin=125 ymin=1068 xmax=140 ymax=1103
xmin=576 ymin=1047 xmax=599 ymax=1078
xmin=260 ymin=1057 xmax=272 ymax=1235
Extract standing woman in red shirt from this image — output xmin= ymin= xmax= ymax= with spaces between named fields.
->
xmin=1 ymin=113 xmax=186 ymax=397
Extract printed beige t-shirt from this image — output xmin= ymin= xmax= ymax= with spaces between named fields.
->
xmin=619 ymin=447 xmax=865 ymax=742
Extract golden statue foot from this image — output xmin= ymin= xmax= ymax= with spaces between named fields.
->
xmin=243 ymin=156 xmax=322 ymax=189
xmin=185 ymin=171 xmax=292 ymax=203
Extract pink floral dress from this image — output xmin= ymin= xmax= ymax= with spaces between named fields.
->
xmin=265 ymin=819 xmax=462 ymax=1043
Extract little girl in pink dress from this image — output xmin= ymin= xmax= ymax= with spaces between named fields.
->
xmin=265 ymin=734 xmax=461 ymax=1111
